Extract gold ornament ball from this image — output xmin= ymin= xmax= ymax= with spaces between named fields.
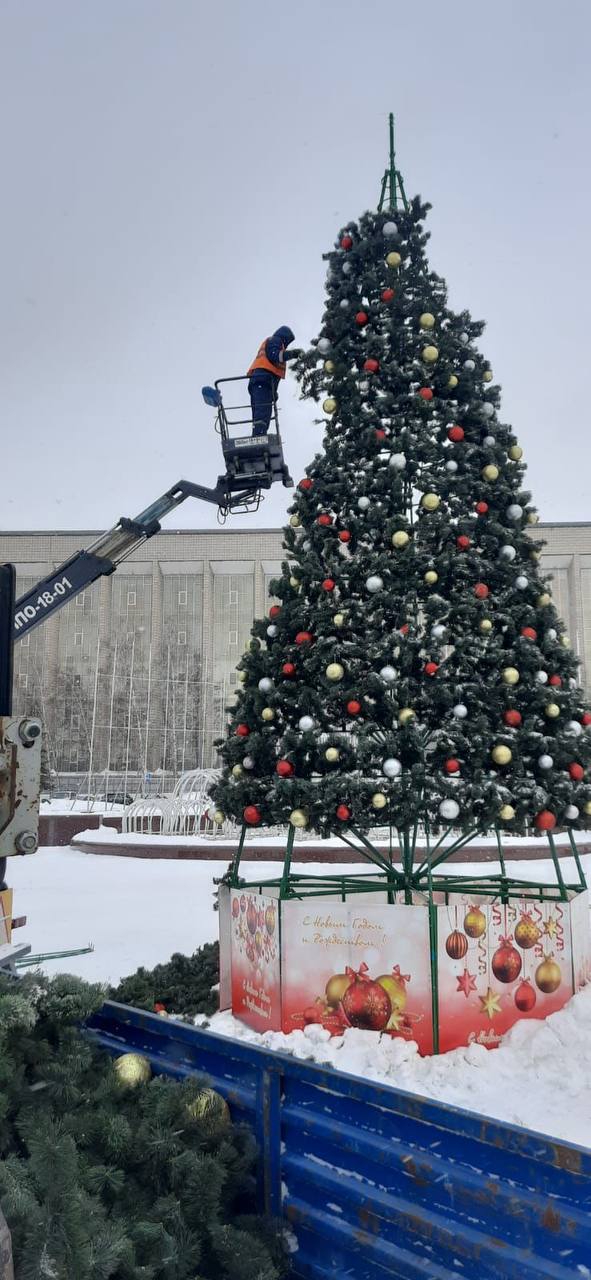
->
xmin=325 ymin=747 xmax=340 ymax=762
xmin=527 ymin=512 xmax=539 ymax=525
xmin=538 ymin=592 xmax=551 ymax=607
xmin=448 ymin=374 xmax=459 ymax=388
xmin=324 ymin=360 xmax=335 ymax=373
xmin=482 ymin=464 xmax=499 ymax=481
xmin=545 ymin=703 xmax=560 ymax=718
xmin=326 ymin=662 xmax=344 ymax=681
xmin=424 ymin=570 xmax=438 ymax=585
xmin=419 ymin=312 xmax=435 ymax=329
xmin=509 ymin=445 xmax=523 ymax=461
xmin=186 ymin=1087 xmax=231 ymax=1132
xmin=398 ymin=707 xmax=415 ymax=725
xmin=479 ymin=618 xmax=493 ymax=633
xmin=422 ymin=345 xmax=439 ymax=363
xmin=502 ymin=667 xmax=520 ymax=685
xmin=386 ymin=251 xmax=401 ymax=267
xmin=561 ymin=635 xmax=570 ymax=648
xmin=421 ymin=492 xmax=440 ymax=511
xmin=289 ymin=514 xmax=301 ymax=528
xmin=290 ymin=808 xmax=308 ymax=828
xmin=492 ymin=745 xmax=512 ymax=765
xmin=232 ymin=764 xmax=243 ymax=778
xmin=483 ymin=370 xmax=493 ymax=383
xmin=584 ymin=801 xmax=591 ymax=816
xmin=213 ymin=810 xmax=225 ymax=825
xmin=325 ymin=972 xmax=352 ymax=1007
xmin=392 ymin=530 xmax=410 ymax=548
xmin=261 ymin=707 xmax=275 ymax=721
xmin=237 ymin=670 xmax=247 ymax=682
xmin=289 ymin=575 xmax=300 ymax=588
xmin=333 ymin=613 xmax=345 ymax=628
xmin=376 ymin=973 xmax=407 ymax=1013
xmin=114 ymin=1053 xmax=152 ymax=1087
xmin=323 ymin=398 xmax=337 ymax=414
xmin=372 ymin=792 xmax=388 ymax=809
xmin=499 ymin=804 xmax=516 ymax=820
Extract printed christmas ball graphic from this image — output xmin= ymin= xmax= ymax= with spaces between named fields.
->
xmin=514 ymin=912 xmax=541 ymax=950
xmin=325 ymin=972 xmax=353 ymax=1007
xmin=341 ymin=964 xmax=392 ymax=1031
xmin=464 ymin=907 xmax=486 ymax=939
xmin=491 ymin=936 xmax=522 ymax=984
xmin=445 ymin=929 xmax=469 ymax=960
xmin=514 ymin=979 xmax=537 ymax=1012
xmin=376 ymin=967 xmax=409 ymax=1014
xmin=535 ymin=954 xmax=562 ymax=994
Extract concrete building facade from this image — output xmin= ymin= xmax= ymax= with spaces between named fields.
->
xmin=1 ymin=523 xmax=590 ymax=782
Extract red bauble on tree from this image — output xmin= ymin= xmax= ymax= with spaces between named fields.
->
xmin=322 ymin=578 xmax=336 ymax=592
xmin=341 ymin=963 xmax=391 ymax=1031
xmin=355 ymin=311 xmax=368 ymax=326
xmin=276 ymin=760 xmax=294 ymax=778
xmin=424 ymin=661 xmax=439 ymax=676
xmin=381 ymin=287 xmax=395 ymax=302
xmin=448 ymin=425 xmax=465 ymax=442
xmin=444 ymin=758 xmax=460 ymax=774
xmin=492 ymin=935 xmax=522 ymax=983
xmin=504 ymin=709 xmax=522 ymax=727
xmin=235 ymin=723 xmax=250 ymax=738
xmin=514 ymin=979 xmax=537 ymax=1012
xmin=282 ymin=662 xmax=296 ymax=677
xmin=418 ymin=387 xmax=433 ymax=401
xmin=582 ymin=712 xmax=591 ymax=726
xmin=535 ymin=809 xmax=556 ymax=831
xmin=340 ymin=234 xmax=353 ymax=250
xmin=317 ymin=513 xmax=333 ymax=527
xmin=298 ymin=477 xmax=313 ymax=491
xmin=475 ymin=501 xmax=489 ymax=515
xmin=347 ymin=699 xmax=361 ymax=715
xmin=243 ymin=805 xmax=261 ymax=826
xmin=338 ymin=530 xmax=351 ymax=543
xmin=375 ymin=428 xmax=386 ymax=441
xmin=269 ymin=605 xmax=281 ymax=619
xmin=336 ymin=804 xmax=351 ymax=821
xmin=295 ymin=631 xmax=313 ymax=645
xmin=474 ymin=583 xmax=490 ymax=599
xmin=445 ymin=929 xmax=468 ymax=960
xmin=521 ymin=627 xmax=537 ymax=641
xmin=548 ymin=674 xmax=562 ymax=687
xmin=456 ymin=535 xmax=471 ymax=551
xmin=364 ymin=358 xmax=380 ymax=373
xmin=568 ymin=762 xmax=584 ymax=780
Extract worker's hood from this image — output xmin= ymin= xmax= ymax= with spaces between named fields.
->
xmin=273 ymin=326 xmax=295 ymax=345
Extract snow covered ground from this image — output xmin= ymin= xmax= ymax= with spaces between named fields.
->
xmin=7 ymin=845 xmax=591 ymax=1146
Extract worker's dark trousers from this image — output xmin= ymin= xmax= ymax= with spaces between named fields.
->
xmin=248 ymin=373 xmax=277 ymax=436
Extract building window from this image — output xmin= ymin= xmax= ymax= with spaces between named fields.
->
xmin=76 ymin=593 xmax=85 ymax=607
xmin=177 ymin=631 xmax=187 ymax=645
xmin=228 ymin=629 xmax=238 ymax=646
xmin=229 ymin=589 xmax=238 ymax=605
xmin=18 ymin=674 xmax=28 ymax=690
xmin=178 ymin=589 xmax=187 ymax=606
xmin=74 ymin=632 xmax=83 ymax=646
xmin=127 ymin=590 xmax=136 ymax=607
xmin=20 ymin=634 xmax=30 ymax=648
xmin=229 ymin=671 xmax=237 ymax=686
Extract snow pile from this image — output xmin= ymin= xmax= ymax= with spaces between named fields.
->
xmin=198 ymin=987 xmax=591 ymax=1147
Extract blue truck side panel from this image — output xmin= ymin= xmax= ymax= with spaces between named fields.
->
xmin=88 ymin=1001 xmax=591 ymax=1279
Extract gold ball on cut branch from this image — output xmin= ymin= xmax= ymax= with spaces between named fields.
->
xmin=325 ymin=972 xmax=352 ymax=1007
xmin=527 ymin=512 xmax=539 ymax=525
xmin=421 ymin=492 xmax=440 ymax=511
xmin=482 ymin=464 xmax=499 ymax=481
xmin=479 ymin=618 xmax=493 ymax=633
xmin=261 ymin=707 xmax=275 ymax=721
xmin=289 ymin=514 xmax=301 ymax=528
xmin=114 ymin=1053 xmax=152 ymax=1087
xmin=545 ymin=703 xmax=560 ymax=718
xmin=289 ymin=575 xmax=300 ymax=588
xmin=392 ymin=530 xmax=410 ymax=548
xmin=492 ymin=745 xmax=512 ymax=765
xmin=323 ymin=398 xmax=337 ymax=414
xmin=538 ymin=592 xmax=551 ymax=607
xmin=502 ymin=667 xmax=520 ymax=685
xmin=186 ymin=1087 xmax=231 ymax=1132
xmin=326 ymin=662 xmax=345 ymax=681
xmin=325 ymin=747 xmax=340 ymax=762
xmin=386 ymin=251 xmax=401 ymax=267
xmin=398 ymin=707 xmax=415 ymax=725
xmin=499 ymin=804 xmax=516 ymax=820
xmin=424 ymin=570 xmax=438 ymax=585
xmin=419 ymin=312 xmax=435 ymax=329
xmin=333 ymin=612 xmax=345 ymax=628
xmin=290 ymin=808 xmax=308 ymax=828
xmin=372 ymin=792 xmax=387 ymax=809
xmin=448 ymin=374 xmax=459 ymax=388
xmin=483 ymin=370 xmax=493 ymax=382
xmin=237 ymin=670 xmax=247 ymax=682
xmin=422 ymin=345 xmax=439 ymax=363
xmin=232 ymin=764 xmax=243 ymax=778
xmin=508 ymin=445 xmax=523 ymax=461
xmin=324 ymin=360 xmax=335 ymax=372
xmin=213 ymin=810 xmax=225 ymax=825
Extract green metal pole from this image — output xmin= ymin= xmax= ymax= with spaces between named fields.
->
xmin=229 ymin=824 xmax=247 ymax=886
xmin=280 ymin=825 xmax=296 ymax=899
xmin=567 ymin=828 xmax=588 ymax=890
xmin=547 ymin=831 xmax=568 ymax=901
xmin=388 ymin=112 xmax=396 ymax=210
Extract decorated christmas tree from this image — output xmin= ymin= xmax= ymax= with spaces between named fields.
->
xmin=212 ymin=118 xmax=591 ymax=872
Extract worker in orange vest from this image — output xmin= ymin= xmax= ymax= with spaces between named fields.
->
xmin=247 ymin=326 xmax=299 ymax=436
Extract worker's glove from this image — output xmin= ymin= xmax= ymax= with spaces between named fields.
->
xmin=284 ymin=348 xmax=304 ymax=360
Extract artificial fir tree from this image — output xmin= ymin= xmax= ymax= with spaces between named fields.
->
xmin=212 ymin=121 xmax=591 ymax=859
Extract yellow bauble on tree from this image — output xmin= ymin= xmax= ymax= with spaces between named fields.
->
xmin=421 ymin=492 xmax=440 ymax=511
xmin=448 ymin=374 xmax=459 ymax=388
xmin=483 ymin=369 xmax=493 ymax=382
xmin=419 ymin=312 xmax=435 ymax=329
xmin=545 ymin=703 xmax=560 ymax=718
xmin=323 ymin=398 xmax=337 ymax=414
xmin=114 ymin=1053 xmax=152 ymax=1087
xmin=527 ymin=512 xmax=539 ymax=525
xmin=261 ymin=707 xmax=275 ymax=721
xmin=324 ymin=359 xmax=335 ymax=372
xmin=213 ymin=810 xmax=225 ymax=825
xmin=482 ymin=464 xmax=499 ymax=481
xmin=499 ymin=804 xmax=516 ymax=820
xmin=186 ymin=1087 xmax=231 ymax=1132
xmin=424 ymin=570 xmax=438 ymax=585
xmin=479 ymin=618 xmax=493 ymax=632
xmin=289 ymin=575 xmax=300 ymax=587
xmin=422 ymin=345 xmax=439 ymax=363
xmin=289 ymin=514 xmax=301 ymax=528
xmin=237 ymin=669 xmax=247 ymax=682
xmin=326 ymin=662 xmax=344 ymax=681
xmin=392 ymin=530 xmax=410 ymax=548
xmin=325 ymin=747 xmax=340 ymax=762
xmin=398 ymin=707 xmax=415 ymax=725
xmin=290 ymin=809 xmax=308 ymax=828
xmin=538 ymin=592 xmax=551 ymax=607
xmin=386 ymin=251 xmax=401 ymax=267
xmin=333 ymin=613 xmax=345 ymax=628
xmin=502 ymin=667 xmax=520 ymax=685
xmin=232 ymin=764 xmax=243 ymax=778
xmin=508 ymin=445 xmax=523 ymax=461
xmin=584 ymin=801 xmax=591 ymax=816
xmin=561 ymin=635 xmax=570 ymax=648
xmin=492 ymin=745 xmax=512 ymax=765
xmin=372 ymin=792 xmax=387 ymax=809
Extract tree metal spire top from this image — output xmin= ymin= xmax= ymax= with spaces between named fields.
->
xmin=378 ymin=113 xmax=409 ymax=213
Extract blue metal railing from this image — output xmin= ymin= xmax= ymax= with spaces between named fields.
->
xmin=88 ymin=1001 xmax=591 ymax=1278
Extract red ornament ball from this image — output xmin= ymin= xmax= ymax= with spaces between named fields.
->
xmin=235 ymin=723 xmax=250 ymax=738
xmin=582 ymin=713 xmax=591 ymax=726
xmin=298 ymin=477 xmax=313 ymax=491
xmin=282 ymin=662 xmax=296 ymax=677
xmin=521 ymin=627 xmax=537 ymax=641
xmin=456 ymin=535 xmax=471 ymax=551
xmin=342 ymin=967 xmax=391 ymax=1031
xmin=400 ymin=623 xmax=410 ymax=635
xmin=418 ymin=387 xmax=433 ymax=401
xmin=424 ymin=661 xmax=439 ymax=676
xmin=322 ymin=578 xmax=336 ymax=592
xmin=276 ymin=760 xmax=294 ymax=778
xmin=504 ymin=709 xmax=522 ymax=727
xmin=338 ymin=530 xmax=351 ymax=543
xmin=474 ymin=583 xmax=490 ymax=599
xmin=448 ymin=425 xmax=465 ymax=442
xmin=475 ymin=501 xmax=489 ymax=515
xmin=568 ymin=762 xmax=584 ymax=781
xmin=514 ymin=979 xmax=537 ymax=1012
xmin=492 ymin=937 xmax=522 ymax=984
xmin=375 ymin=428 xmax=386 ymax=441
xmin=243 ymin=805 xmax=261 ymax=826
xmin=336 ymin=804 xmax=351 ymax=821
xmin=340 ymin=235 xmax=353 ymax=250
xmin=295 ymin=631 xmax=313 ymax=646
xmin=363 ymin=358 xmax=380 ymax=374
xmin=355 ymin=311 xmax=368 ymax=326
xmin=381 ymin=287 xmax=395 ymax=302
xmin=444 ymin=758 xmax=460 ymax=774
xmin=317 ymin=514 xmax=333 ymax=527
xmin=535 ymin=809 xmax=556 ymax=831
xmin=548 ymin=674 xmax=562 ymax=687
xmin=347 ymin=699 xmax=361 ymax=715
xmin=269 ymin=605 xmax=281 ymax=619
xmin=445 ymin=929 xmax=469 ymax=960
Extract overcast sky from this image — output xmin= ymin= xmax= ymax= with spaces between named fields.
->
xmin=2 ymin=0 xmax=590 ymax=533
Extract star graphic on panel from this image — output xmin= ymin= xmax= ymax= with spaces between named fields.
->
xmin=543 ymin=916 xmax=558 ymax=939
xmin=456 ymin=968 xmax=477 ymax=999
xmin=479 ymin=987 xmax=502 ymax=1020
